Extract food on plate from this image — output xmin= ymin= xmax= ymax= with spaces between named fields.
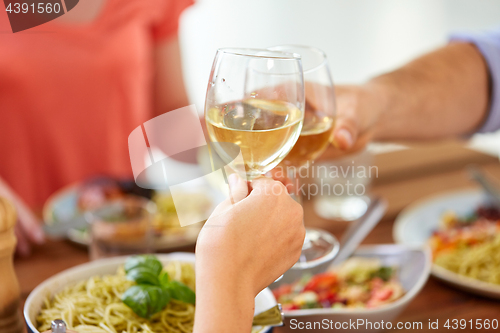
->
xmin=78 ymin=177 xmax=153 ymax=212
xmin=37 ymin=255 xmax=196 ymax=333
xmin=76 ymin=177 xmax=211 ymax=236
xmin=152 ymin=192 xmax=212 ymax=234
xmin=272 ymin=257 xmax=405 ymax=311
xmin=90 ymin=197 xmax=151 ymax=243
xmin=429 ymin=206 xmax=500 ymax=285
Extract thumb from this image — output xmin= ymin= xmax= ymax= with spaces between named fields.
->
xmin=332 ymin=117 xmax=358 ymax=150
xmin=227 ymin=173 xmax=249 ymax=204
xmin=207 ymin=173 xmax=249 ymax=219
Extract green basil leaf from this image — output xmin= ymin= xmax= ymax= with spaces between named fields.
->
xmin=159 ymin=271 xmax=170 ymax=287
xmin=126 ymin=267 xmax=160 ymax=286
xmin=371 ymin=266 xmax=393 ymax=282
xmin=166 ymin=281 xmax=196 ymax=304
xmin=122 ymin=285 xmax=171 ymax=318
xmin=124 ymin=255 xmax=163 ymax=276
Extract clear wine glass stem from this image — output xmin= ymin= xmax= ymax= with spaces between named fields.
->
xmin=286 ymin=166 xmax=315 ymax=259
xmin=286 ymin=166 xmax=303 ymax=205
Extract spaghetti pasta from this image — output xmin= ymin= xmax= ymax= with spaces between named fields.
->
xmin=434 ymin=233 xmax=500 ymax=285
xmin=37 ymin=262 xmax=196 ymax=333
xmin=429 ymin=207 xmax=500 ymax=285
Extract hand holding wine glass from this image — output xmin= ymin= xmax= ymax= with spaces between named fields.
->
xmin=195 ymin=174 xmax=305 ymax=333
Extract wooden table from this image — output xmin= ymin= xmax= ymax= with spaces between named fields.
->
xmin=14 ymin=140 xmax=500 ymax=332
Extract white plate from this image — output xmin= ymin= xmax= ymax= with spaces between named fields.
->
xmin=24 ymin=253 xmax=275 ymax=333
xmin=393 ymin=188 xmax=500 ymax=299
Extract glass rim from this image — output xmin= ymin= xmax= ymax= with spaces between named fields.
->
xmin=217 ymin=47 xmax=302 ymax=60
xmin=267 ymin=44 xmax=328 ymax=74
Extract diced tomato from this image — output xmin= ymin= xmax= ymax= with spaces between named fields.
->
xmin=371 ymin=287 xmax=393 ymax=301
xmin=272 ymin=284 xmax=292 ymax=300
xmin=303 ymin=273 xmax=337 ymax=292
xmin=282 ymin=303 xmax=299 ymax=311
xmin=316 ymin=290 xmax=337 ymax=308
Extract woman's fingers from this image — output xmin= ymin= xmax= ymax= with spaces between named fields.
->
xmin=249 ymin=177 xmax=286 ymax=198
xmin=14 ymin=223 xmax=31 ymax=257
xmin=16 ymin=203 xmax=45 ymax=244
xmin=208 ymin=173 xmax=250 ymax=219
xmin=0 ymin=178 xmax=44 ymax=256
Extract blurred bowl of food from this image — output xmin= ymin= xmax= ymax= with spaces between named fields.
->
xmin=24 ymin=253 xmax=276 ymax=333
xmin=271 ymin=244 xmax=431 ymax=333
xmin=43 ymin=176 xmax=222 ymax=250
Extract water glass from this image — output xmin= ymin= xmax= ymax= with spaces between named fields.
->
xmin=313 ymin=148 xmax=373 ymax=221
xmin=86 ymin=196 xmax=156 ymax=260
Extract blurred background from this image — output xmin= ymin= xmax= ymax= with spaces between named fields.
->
xmin=179 ymin=0 xmax=500 ymax=155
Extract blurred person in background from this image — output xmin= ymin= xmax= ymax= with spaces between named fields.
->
xmin=0 ymin=0 xmax=192 ymax=255
xmin=330 ymin=29 xmax=500 ymax=154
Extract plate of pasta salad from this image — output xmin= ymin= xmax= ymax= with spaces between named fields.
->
xmin=394 ymin=188 xmax=500 ymax=299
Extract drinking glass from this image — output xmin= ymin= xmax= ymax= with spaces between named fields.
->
xmin=314 ymin=148 xmax=373 ymax=221
xmin=269 ymin=45 xmax=339 ymax=269
xmin=205 ymin=48 xmax=305 ymax=181
xmin=85 ymin=196 xmax=156 ymax=260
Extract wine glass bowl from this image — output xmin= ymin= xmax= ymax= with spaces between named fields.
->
xmin=269 ymin=45 xmax=336 ymax=168
xmin=205 ymin=48 xmax=305 ymax=180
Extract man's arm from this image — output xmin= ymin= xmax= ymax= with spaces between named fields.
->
xmin=373 ymin=42 xmax=490 ymax=140
xmin=331 ymin=42 xmax=492 ymax=150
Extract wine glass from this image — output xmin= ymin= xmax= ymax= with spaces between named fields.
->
xmin=268 ymin=45 xmax=339 ymax=272
xmin=204 ymin=48 xmax=305 ymax=181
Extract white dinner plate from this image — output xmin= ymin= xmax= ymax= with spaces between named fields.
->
xmin=393 ymin=188 xmax=500 ymax=299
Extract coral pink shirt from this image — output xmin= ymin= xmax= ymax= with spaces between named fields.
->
xmin=0 ymin=0 xmax=192 ymax=208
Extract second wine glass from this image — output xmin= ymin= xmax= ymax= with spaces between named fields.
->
xmin=269 ymin=45 xmax=340 ymax=274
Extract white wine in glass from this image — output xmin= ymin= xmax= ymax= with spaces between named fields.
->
xmin=282 ymin=106 xmax=334 ymax=167
xmin=206 ymin=99 xmax=303 ymax=178
xmin=205 ymin=48 xmax=305 ymax=180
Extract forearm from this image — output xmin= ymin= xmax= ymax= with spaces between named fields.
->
xmin=369 ymin=42 xmax=490 ymax=140
xmin=193 ymin=264 xmax=255 ymax=333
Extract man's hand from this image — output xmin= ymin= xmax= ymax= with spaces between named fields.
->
xmin=328 ymin=42 xmax=490 ymax=152
xmin=319 ymin=84 xmax=384 ymax=160
xmin=324 ymin=41 xmax=490 ymax=159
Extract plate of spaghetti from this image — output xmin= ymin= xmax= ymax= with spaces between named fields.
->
xmin=393 ymin=188 xmax=500 ymax=299
xmin=24 ymin=253 xmax=276 ymax=333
